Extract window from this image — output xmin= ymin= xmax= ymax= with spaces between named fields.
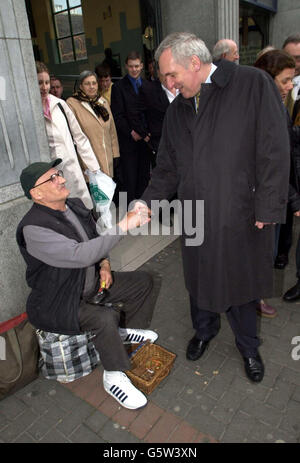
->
xmin=51 ymin=0 xmax=87 ymax=63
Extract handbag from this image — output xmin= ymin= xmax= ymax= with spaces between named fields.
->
xmin=36 ymin=330 xmax=100 ymax=383
xmin=0 ymin=313 xmax=39 ymax=401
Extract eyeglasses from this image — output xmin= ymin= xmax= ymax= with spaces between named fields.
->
xmin=32 ymin=170 xmax=64 ymax=189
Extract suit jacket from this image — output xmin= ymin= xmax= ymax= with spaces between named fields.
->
xmin=139 ymin=79 xmax=170 ymax=150
xmin=111 ymin=75 xmax=148 ymax=155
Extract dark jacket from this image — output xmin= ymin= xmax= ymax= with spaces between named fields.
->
xmin=139 ymin=79 xmax=170 ymax=151
xmin=16 ymin=198 xmax=99 ymax=334
xmin=287 ymin=109 xmax=300 ymax=212
xmin=111 ymin=74 xmax=148 ymax=151
xmin=142 ymin=60 xmax=290 ymax=312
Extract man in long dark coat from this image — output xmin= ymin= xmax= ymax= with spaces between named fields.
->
xmin=138 ymin=32 xmax=290 ymax=383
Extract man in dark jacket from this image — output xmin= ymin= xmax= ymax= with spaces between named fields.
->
xmin=111 ymin=51 xmax=151 ymax=205
xmin=136 ymin=32 xmax=290 ymax=383
xmin=139 ymin=69 xmax=179 ymax=167
xmin=16 ymin=159 xmax=157 ymax=410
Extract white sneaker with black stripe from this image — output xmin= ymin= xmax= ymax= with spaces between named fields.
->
xmin=119 ymin=328 xmax=158 ymax=344
xmin=103 ymin=370 xmax=147 ymax=409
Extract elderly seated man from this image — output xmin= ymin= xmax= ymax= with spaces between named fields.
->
xmin=16 ymin=158 xmax=157 ymax=410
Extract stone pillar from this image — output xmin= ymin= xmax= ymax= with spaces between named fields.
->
xmin=0 ymin=0 xmax=50 ymax=322
xmin=216 ymin=0 xmax=239 ymax=45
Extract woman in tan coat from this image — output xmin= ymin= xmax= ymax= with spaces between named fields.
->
xmin=67 ymin=71 xmax=120 ymax=178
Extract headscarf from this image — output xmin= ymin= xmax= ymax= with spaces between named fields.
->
xmin=73 ymin=70 xmax=109 ymax=121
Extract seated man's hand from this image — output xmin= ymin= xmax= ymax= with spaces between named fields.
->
xmin=100 ymin=259 xmax=113 ymax=289
xmin=294 ymin=210 xmax=300 ymax=217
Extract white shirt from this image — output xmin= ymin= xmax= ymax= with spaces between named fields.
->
xmin=292 ymin=75 xmax=300 ymax=102
xmin=161 ymin=84 xmax=179 ymax=103
xmin=194 ymin=63 xmax=218 ymax=110
xmin=205 ymin=63 xmax=217 ymax=83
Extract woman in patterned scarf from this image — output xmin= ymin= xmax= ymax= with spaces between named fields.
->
xmin=67 ymin=71 xmax=120 ymax=179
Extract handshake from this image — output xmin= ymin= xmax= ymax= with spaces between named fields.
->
xmin=117 ymin=201 xmax=152 ymax=232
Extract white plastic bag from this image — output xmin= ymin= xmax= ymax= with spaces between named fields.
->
xmin=85 ymin=169 xmax=116 ymax=230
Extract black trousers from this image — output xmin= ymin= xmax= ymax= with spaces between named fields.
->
xmin=78 ymin=271 xmax=153 ymax=371
xmin=277 ymin=206 xmax=294 ymax=257
xmin=120 ymin=140 xmax=151 ymax=205
xmin=190 ymin=297 xmax=260 ymax=358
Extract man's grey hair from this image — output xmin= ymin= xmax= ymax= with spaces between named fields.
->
xmin=282 ymin=33 xmax=300 ymax=49
xmin=212 ymin=39 xmax=232 ymax=61
xmin=155 ymin=32 xmax=212 ymax=67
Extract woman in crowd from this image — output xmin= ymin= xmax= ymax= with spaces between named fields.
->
xmin=254 ymin=49 xmax=300 ymax=315
xmin=67 ymin=70 xmax=120 ymax=179
xmin=36 ymin=62 xmax=99 ymax=210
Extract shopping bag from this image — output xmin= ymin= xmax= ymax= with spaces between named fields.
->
xmin=0 ymin=313 xmax=39 ymax=400
xmin=85 ymin=169 xmax=116 ymax=231
xmin=36 ymin=330 xmax=100 ymax=383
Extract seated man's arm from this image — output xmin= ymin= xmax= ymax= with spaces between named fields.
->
xmin=23 ymin=225 xmax=122 ymax=268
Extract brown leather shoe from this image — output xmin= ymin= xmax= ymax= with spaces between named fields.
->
xmin=257 ymin=300 xmax=277 ymax=318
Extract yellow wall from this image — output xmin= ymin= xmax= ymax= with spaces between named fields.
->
xmin=30 ymin=0 xmax=55 ymax=63
xmin=29 ymin=0 xmax=141 ymax=67
xmin=83 ymin=0 xmax=141 ymax=48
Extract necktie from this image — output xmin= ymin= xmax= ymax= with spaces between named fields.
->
xmin=135 ymin=79 xmax=141 ymax=94
xmin=195 ymin=91 xmax=200 ymax=112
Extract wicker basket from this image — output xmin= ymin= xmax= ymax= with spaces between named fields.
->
xmin=126 ymin=341 xmax=176 ymax=395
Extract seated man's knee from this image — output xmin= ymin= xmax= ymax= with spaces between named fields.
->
xmin=139 ymin=271 xmax=153 ymax=293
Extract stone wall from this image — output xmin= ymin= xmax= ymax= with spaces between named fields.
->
xmin=270 ymin=0 xmax=300 ymax=48
xmin=0 ymin=0 xmax=50 ymax=322
xmin=160 ymin=0 xmax=239 ymax=53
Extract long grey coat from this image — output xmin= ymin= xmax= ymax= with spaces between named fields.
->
xmin=142 ymin=60 xmax=290 ymax=312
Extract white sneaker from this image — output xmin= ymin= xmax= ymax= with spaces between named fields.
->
xmin=103 ymin=370 xmax=147 ymax=409
xmin=119 ymin=328 xmax=158 ymax=344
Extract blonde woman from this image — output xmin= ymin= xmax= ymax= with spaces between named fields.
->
xmin=36 ymin=62 xmax=99 ymax=209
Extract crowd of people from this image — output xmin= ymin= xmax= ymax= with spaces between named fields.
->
xmin=17 ymin=32 xmax=300 ymax=410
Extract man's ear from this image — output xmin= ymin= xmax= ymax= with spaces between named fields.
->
xmin=29 ymin=188 xmax=42 ymax=201
xmin=191 ymin=55 xmax=201 ymax=71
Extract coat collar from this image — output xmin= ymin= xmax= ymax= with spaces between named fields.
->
xmin=211 ymin=59 xmax=237 ymax=88
xmin=178 ymin=59 xmax=237 ymax=108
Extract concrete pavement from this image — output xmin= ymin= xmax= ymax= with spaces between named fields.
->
xmin=0 ymin=222 xmax=300 ymax=445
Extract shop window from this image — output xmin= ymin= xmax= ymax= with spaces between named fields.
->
xmin=239 ymin=0 xmax=273 ymax=65
xmin=50 ymin=0 xmax=87 ymax=63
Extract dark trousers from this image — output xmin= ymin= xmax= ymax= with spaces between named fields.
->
xmin=277 ymin=207 xmax=294 ymax=257
xmin=295 ymin=234 xmax=300 ymax=279
xmin=120 ymin=140 xmax=151 ymax=205
xmin=190 ymin=298 xmax=260 ymax=358
xmin=78 ymin=271 xmax=153 ymax=371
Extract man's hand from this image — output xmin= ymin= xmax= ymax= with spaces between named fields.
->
xmin=133 ymin=200 xmax=152 ymax=217
xmin=118 ymin=209 xmax=151 ymax=232
xmin=131 ymin=130 xmax=142 ymax=142
xmin=100 ymin=259 xmax=113 ymax=289
xmin=294 ymin=210 xmax=300 ymax=217
xmin=255 ymin=221 xmax=275 ymax=229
